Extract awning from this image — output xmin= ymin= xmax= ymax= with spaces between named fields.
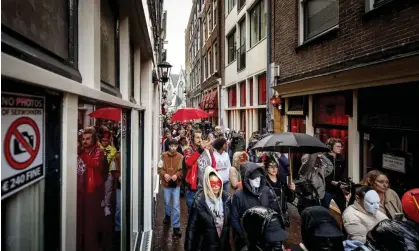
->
xmin=200 ymin=94 xmax=209 ymax=109
xmin=272 ymin=54 xmax=419 ymax=97
xmin=206 ymin=90 xmax=218 ymax=109
xmin=208 ymin=109 xmax=218 ymax=116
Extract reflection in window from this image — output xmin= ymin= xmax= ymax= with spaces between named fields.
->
xmin=1 ymin=0 xmax=69 ymax=59
xmin=77 ymin=105 xmax=122 ymax=251
xmin=100 ymin=0 xmax=117 ymax=87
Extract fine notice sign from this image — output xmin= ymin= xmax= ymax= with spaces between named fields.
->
xmin=1 ymin=92 xmax=45 ymax=199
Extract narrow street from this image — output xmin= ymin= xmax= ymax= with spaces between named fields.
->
xmin=152 ymin=185 xmax=301 ymax=251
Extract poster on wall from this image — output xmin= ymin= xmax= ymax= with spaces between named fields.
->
xmin=382 ymin=154 xmax=405 ymax=173
xmin=1 ymin=92 xmax=45 ymax=199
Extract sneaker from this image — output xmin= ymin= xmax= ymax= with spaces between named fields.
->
xmin=173 ymin=228 xmax=182 ymax=237
xmin=163 ymin=215 xmax=170 ymax=225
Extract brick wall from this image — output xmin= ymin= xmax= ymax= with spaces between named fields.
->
xmin=270 ymin=1 xmax=419 ymax=82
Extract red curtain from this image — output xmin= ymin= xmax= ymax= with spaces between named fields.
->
xmin=258 ymin=74 xmax=267 ymax=105
xmin=240 ymin=82 xmax=246 ymax=107
xmin=249 ymin=79 xmax=253 ymax=106
xmin=228 ymin=86 xmax=237 ymax=107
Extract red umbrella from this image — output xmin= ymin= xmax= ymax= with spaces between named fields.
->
xmin=171 ymin=108 xmax=210 ymax=122
xmin=88 ymin=107 xmax=121 ymax=121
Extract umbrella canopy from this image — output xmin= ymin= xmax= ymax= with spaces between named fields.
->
xmin=252 ymin=132 xmax=329 ymax=153
xmin=88 ymin=107 xmax=121 ymax=121
xmin=171 ymin=108 xmax=209 ymax=122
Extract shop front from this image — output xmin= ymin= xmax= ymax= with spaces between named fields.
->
xmin=358 ymin=82 xmax=419 ymax=196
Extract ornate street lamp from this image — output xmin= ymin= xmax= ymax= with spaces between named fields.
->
xmin=157 ymin=61 xmax=172 ymax=83
xmin=269 ymin=95 xmax=281 ymax=108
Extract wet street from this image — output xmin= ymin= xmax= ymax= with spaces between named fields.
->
xmin=152 ymin=185 xmax=301 ymax=251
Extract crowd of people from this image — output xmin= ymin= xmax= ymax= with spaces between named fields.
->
xmin=77 ymin=120 xmax=122 ymax=251
xmin=159 ymin=121 xmax=419 ymax=251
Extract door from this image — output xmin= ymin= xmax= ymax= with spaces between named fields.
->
xmin=289 ymin=116 xmax=306 ymax=179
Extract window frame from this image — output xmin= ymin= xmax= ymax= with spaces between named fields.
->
xmin=203 ymin=54 xmax=207 ymax=80
xmin=213 ymin=0 xmax=217 ymax=29
xmin=208 ymin=49 xmax=212 ymax=76
xmin=208 ymin=6 xmax=213 ymax=36
xmin=1 ymin=0 xmax=81 ymax=82
xmin=249 ymin=0 xmax=267 ymax=48
xmin=227 ymin=28 xmax=237 ymax=64
xmin=228 ymin=0 xmax=236 ymax=13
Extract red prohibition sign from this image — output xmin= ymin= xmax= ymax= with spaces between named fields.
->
xmin=4 ymin=117 xmax=41 ymax=170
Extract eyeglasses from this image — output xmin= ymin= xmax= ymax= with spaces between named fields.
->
xmin=268 ymin=163 xmax=278 ymax=169
xmin=210 ymin=180 xmax=222 ymax=188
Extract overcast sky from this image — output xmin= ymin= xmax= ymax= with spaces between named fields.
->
xmin=164 ymin=0 xmax=192 ymax=74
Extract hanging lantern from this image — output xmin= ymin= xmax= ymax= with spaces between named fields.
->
xmin=157 ymin=61 xmax=172 ymax=83
xmin=269 ymin=95 xmax=281 ymax=107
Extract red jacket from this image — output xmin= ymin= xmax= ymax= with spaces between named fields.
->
xmin=79 ymin=146 xmax=105 ymax=193
xmin=184 ymin=146 xmax=216 ymax=190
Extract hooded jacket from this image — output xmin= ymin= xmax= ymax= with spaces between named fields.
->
xmin=231 ymin=162 xmax=279 ymax=235
xmin=184 ymin=168 xmax=231 ymax=251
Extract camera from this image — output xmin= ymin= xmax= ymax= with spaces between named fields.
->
xmin=14 ymin=131 xmax=34 ymax=155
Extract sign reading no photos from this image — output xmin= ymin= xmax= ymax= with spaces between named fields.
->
xmin=1 ymin=92 xmax=45 ymax=199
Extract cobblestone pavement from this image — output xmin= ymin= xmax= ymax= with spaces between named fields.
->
xmin=152 ymin=186 xmax=301 ymax=251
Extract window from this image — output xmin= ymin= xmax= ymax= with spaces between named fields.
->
xmin=250 ymin=0 xmax=266 ymax=47
xmin=302 ymin=0 xmax=339 ymax=40
xmin=213 ymin=0 xmax=217 ymax=28
xmin=249 ymin=78 xmax=253 ymax=106
xmin=227 ymin=29 xmax=236 ymax=64
xmin=101 ymin=0 xmax=119 ymax=88
xmin=203 ymin=18 xmax=207 ymax=41
xmin=240 ymin=82 xmax=246 ymax=106
xmin=314 ymin=94 xmax=348 ymax=126
xmin=203 ymin=55 xmax=207 ymax=79
xmin=228 ymin=85 xmax=237 ymax=107
xmin=228 ymin=0 xmax=236 ymax=13
xmin=208 ymin=7 xmax=213 ymax=35
xmin=213 ymin=42 xmax=218 ymax=72
xmin=238 ymin=0 xmax=246 ymax=10
xmin=237 ymin=19 xmax=246 ymax=71
xmin=197 ymin=23 xmax=201 ymax=48
xmin=258 ymin=73 xmax=267 ymax=105
xmin=208 ymin=49 xmax=212 ymax=75
xmin=130 ymin=42 xmax=135 ymax=99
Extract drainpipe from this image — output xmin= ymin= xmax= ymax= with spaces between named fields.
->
xmin=266 ymin=0 xmax=273 ymax=132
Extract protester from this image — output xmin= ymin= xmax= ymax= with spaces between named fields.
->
xmin=342 ymin=185 xmax=388 ymax=243
xmin=184 ymin=129 xmax=204 ymax=209
xmin=229 ymin=151 xmax=249 ymax=196
xmin=184 ymin=167 xmax=231 ymax=251
xmin=241 ymin=206 xmax=288 ymax=251
xmin=158 ymin=139 xmax=183 ymax=237
xmin=361 ymin=170 xmax=403 ymax=219
xmin=213 ymin=137 xmax=232 ymax=193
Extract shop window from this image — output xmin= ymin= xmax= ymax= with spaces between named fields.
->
xmin=101 ymin=0 xmax=119 ymax=89
xmin=249 ymin=78 xmax=254 ymax=106
xmin=77 ymin=103 xmax=125 ymax=251
xmin=258 ymin=108 xmax=267 ymax=131
xmin=240 ymin=82 xmax=246 ymax=107
xmin=228 ymin=86 xmax=237 ymax=107
xmin=314 ymin=94 xmax=348 ymax=126
xmin=258 ymin=73 xmax=267 ymax=105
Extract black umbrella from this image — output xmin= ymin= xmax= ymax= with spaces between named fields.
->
xmin=252 ymin=132 xmax=329 ymax=153
xmin=251 ymin=132 xmax=329 ymax=183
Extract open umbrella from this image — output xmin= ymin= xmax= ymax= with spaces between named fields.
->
xmin=252 ymin=132 xmax=329 ymax=182
xmin=88 ymin=107 xmax=121 ymax=121
xmin=171 ymin=108 xmax=210 ymax=122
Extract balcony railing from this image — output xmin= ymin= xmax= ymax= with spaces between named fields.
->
xmin=237 ymin=44 xmax=246 ymax=71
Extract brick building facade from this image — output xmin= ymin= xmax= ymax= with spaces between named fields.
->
xmin=271 ymin=0 xmax=419 ymax=192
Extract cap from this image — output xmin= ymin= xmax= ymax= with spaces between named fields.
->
xmin=250 ymin=169 xmax=264 ymax=179
xmin=264 ymin=217 xmax=288 ymax=243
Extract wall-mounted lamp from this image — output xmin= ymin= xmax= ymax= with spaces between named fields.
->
xmin=157 ymin=61 xmax=172 ymax=83
xmin=270 ymin=95 xmax=285 ymax=115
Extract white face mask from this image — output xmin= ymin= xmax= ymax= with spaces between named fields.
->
xmin=249 ymin=176 xmax=261 ymax=188
xmin=363 ymin=190 xmax=380 ymax=215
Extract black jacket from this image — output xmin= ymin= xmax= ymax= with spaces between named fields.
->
xmin=324 ymin=153 xmax=345 ymax=182
xmin=266 ymin=175 xmax=295 ymax=212
xmin=184 ymin=190 xmax=231 ymax=251
xmin=231 ymin=162 xmax=279 ymax=235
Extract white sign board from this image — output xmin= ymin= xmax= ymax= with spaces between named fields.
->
xmin=382 ymin=154 xmax=405 ymax=173
xmin=1 ymin=92 xmax=45 ymax=199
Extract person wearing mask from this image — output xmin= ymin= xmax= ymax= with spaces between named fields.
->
xmin=213 ymin=138 xmax=232 ymax=193
xmin=361 ymin=170 xmax=403 ymax=219
xmin=231 ymin=162 xmax=279 ymax=250
xmin=263 ymin=153 xmax=295 ymax=228
xmin=184 ymin=167 xmax=231 ymax=251
xmin=342 ymin=185 xmax=388 ymax=243
xmin=157 ymin=139 xmax=183 ymax=237
xmin=294 ymin=153 xmax=334 ymax=213
xmin=241 ymin=207 xmax=288 ymax=251
xmin=299 ymin=206 xmax=344 ymax=251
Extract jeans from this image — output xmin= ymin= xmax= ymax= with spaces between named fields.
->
xmin=163 ymin=186 xmax=181 ymax=228
xmin=223 ymin=181 xmax=230 ymax=193
xmin=186 ymin=189 xmax=196 ymax=211
xmin=115 ymin=188 xmax=121 ymax=231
